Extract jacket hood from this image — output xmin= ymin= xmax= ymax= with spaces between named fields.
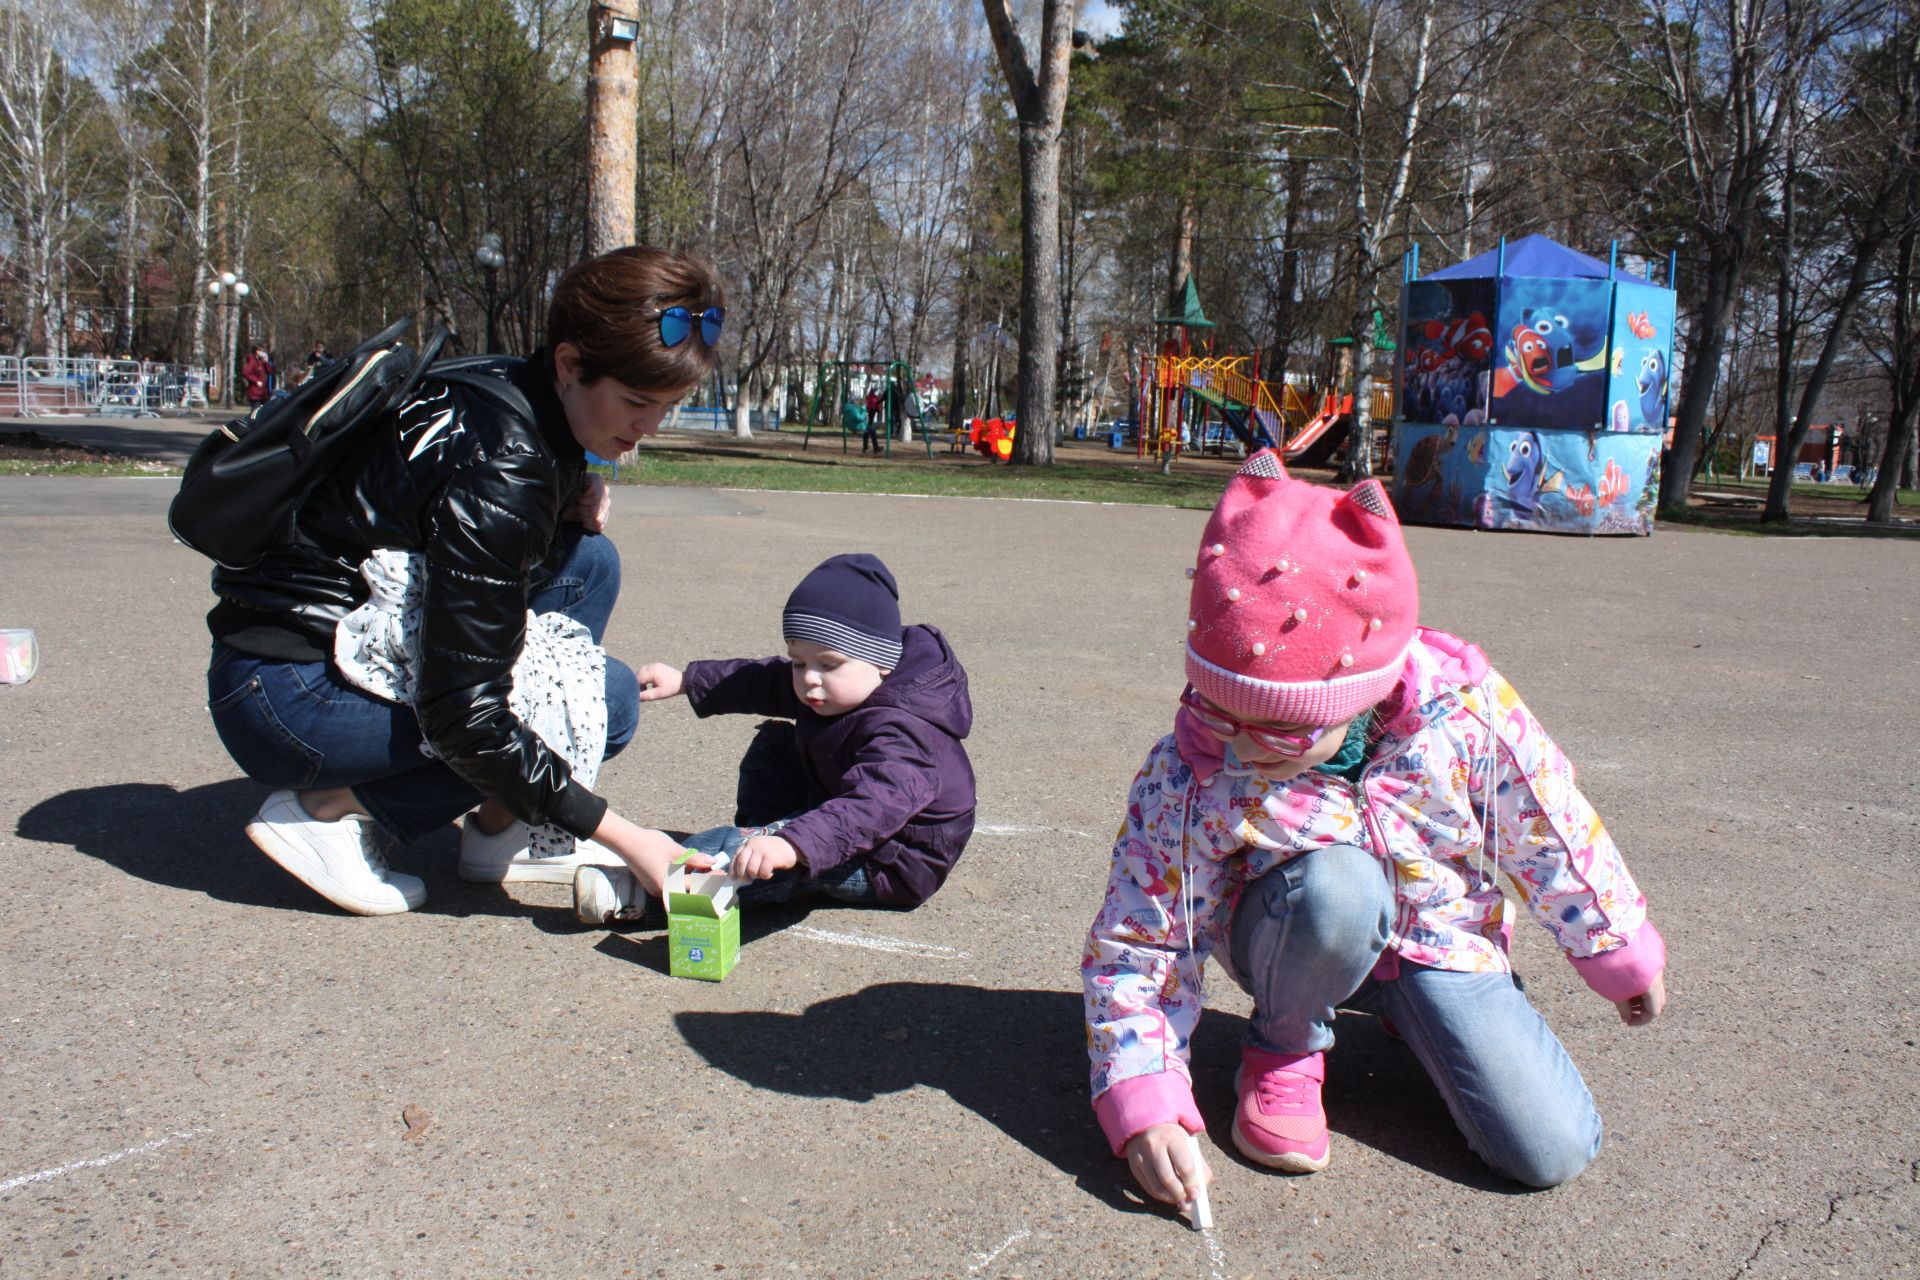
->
xmin=863 ymin=623 xmax=971 ymax=738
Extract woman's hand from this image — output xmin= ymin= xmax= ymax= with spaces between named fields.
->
xmin=634 ymin=662 xmax=684 ymax=701
xmin=732 ymin=834 xmax=799 ymax=881
xmin=1123 ymin=1124 xmax=1211 ymax=1208
xmin=1616 ymin=971 xmax=1667 ymax=1027
xmin=591 ymin=812 xmax=703 ymax=898
xmin=570 ymin=473 xmax=612 ymax=532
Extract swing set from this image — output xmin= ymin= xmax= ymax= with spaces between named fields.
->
xmin=804 ymin=358 xmax=930 ymax=458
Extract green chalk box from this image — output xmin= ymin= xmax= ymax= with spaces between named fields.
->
xmin=666 ymin=867 xmax=741 ymax=981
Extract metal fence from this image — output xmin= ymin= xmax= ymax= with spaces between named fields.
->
xmin=0 ymin=356 xmax=211 ymax=418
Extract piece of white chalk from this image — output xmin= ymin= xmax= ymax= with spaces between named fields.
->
xmin=1185 ymin=1131 xmax=1212 ymax=1230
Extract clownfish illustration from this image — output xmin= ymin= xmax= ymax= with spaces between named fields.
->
xmin=1564 ymin=483 xmax=1596 ymax=516
xmin=1465 ymin=430 xmax=1488 ymax=463
xmin=1628 ymin=311 xmax=1657 ymax=340
xmin=1506 ymin=324 xmax=1554 ymax=393
xmin=1598 ymin=457 xmax=1630 ymax=506
xmin=1424 ymin=311 xmax=1494 ymax=366
xmin=1496 ymin=311 xmax=1610 ymax=398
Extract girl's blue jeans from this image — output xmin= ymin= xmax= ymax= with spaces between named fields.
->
xmin=1227 ymin=842 xmax=1604 ymax=1188
xmin=205 ymin=527 xmax=638 ymax=844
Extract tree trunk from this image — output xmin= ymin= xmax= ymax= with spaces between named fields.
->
xmin=1659 ymin=243 xmax=1741 ymax=518
xmin=586 ymin=2 xmax=639 ymax=255
xmin=982 ymin=0 xmax=1075 ymax=466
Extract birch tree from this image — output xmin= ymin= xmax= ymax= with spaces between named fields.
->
xmin=0 ymin=0 xmax=94 ymax=355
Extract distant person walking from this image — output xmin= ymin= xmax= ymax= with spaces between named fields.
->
xmin=241 ymin=347 xmax=274 ymax=406
xmin=864 ymin=386 xmax=883 ymax=454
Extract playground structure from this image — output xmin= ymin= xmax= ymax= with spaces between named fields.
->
xmin=1390 ymin=233 xmax=1677 ymax=536
xmin=804 ymin=357 xmax=927 ymax=457
xmin=1132 ymin=277 xmax=1392 ymax=467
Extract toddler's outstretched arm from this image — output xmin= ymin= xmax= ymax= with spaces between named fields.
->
xmin=635 ymin=662 xmax=684 ymax=701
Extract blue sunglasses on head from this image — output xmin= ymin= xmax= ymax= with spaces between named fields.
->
xmin=656 ymin=305 xmax=725 ymax=349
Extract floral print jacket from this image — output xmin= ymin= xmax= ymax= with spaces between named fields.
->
xmin=1081 ymin=628 xmax=1666 ymax=1154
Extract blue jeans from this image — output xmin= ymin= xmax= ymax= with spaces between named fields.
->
xmin=680 ymin=822 xmax=881 ymax=908
xmin=1228 ymin=844 xmax=1602 ymax=1187
xmin=206 ymin=527 xmax=638 ymax=843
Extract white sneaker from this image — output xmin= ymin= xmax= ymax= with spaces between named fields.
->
xmin=573 ymin=864 xmax=650 ymax=925
xmin=245 ymin=790 xmax=426 ymax=916
xmin=457 ymin=816 xmax=621 ymax=884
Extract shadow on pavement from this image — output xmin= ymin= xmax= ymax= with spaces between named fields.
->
xmin=677 ymin=982 xmax=1157 ymax=1214
xmin=679 ymin=982 xmax=1525 ymax=1203
xmin=1188 ymin=1006 xmax=1528 ymax=1193
xmin=19 ymin=779 xmax=543 ymax=920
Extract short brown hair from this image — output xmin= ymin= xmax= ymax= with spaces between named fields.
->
xmin=546 ymin=246 xmax=727 ymax=391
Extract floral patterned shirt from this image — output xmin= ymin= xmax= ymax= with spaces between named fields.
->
xmin=1081 ymin=629 xmax=1659 ymax=1151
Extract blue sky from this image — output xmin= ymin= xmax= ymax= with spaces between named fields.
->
xmin=1081 ymin=0 xmax=1125 ymax=39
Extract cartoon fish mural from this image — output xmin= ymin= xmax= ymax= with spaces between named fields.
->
xmin=1526 ymin=309 xmax=1610 ymax=391
xmin=1610 ymin=400 xmax=1631 ymax=432
xmin=1628 ymin=311 xmax=1656 ymax=340
xmin=1598 ymin=457 xmax=1630 ymax=506
xmin=1495 ymin=312 xmax=1609 ymax=398
xmin=1637 ymin=349 xmax=1667 ymax=427
xmin=1565 ymin=482 xmax=1596 ymax=516
xmin=1465 ymin=430 xmax=1488 ymax=463
xmin=1504 ymin=430 xmax=1555 ymax=516
xmin=1505 ymin=324 xmax=1554 ymax=394
xmin=1419 ymin=311 xmax=1494 ymax=370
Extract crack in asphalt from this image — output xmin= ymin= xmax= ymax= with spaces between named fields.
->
xmin=1729 ymin=1159 xmax=1920 ymax=1279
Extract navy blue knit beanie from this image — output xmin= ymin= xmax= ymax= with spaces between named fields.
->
xmin=782 ymin=553 xmax=903 ymax=670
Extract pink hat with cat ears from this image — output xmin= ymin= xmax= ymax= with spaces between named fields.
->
xmin=1185 ymin=450 xmax=1419 ymax=726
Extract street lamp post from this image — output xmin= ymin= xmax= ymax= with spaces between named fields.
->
xmin=206 ymin=271 xmax=250 ymax=405
xmin=475 ymin=234 xmax=505 ymax=353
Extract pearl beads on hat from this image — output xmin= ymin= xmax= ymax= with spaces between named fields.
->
xmin=1293 ymin=608 xmax=1308 ymax=623
xmin=1227 ymin=587 xmax=1241 ymax=601
xmin=1209 ymin=543 xmax=1225 ymax=556
xmin=1368 ymin=617 xmax=1382 ymax=632
xmin=1251 ymin=642 xmax=1266 ymax=656
xmin=1339 ymin=652 xmax=1354 ymax=668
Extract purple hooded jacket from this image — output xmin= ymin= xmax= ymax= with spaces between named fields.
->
xmin=679 ymin=624 xmax=975 ymax=906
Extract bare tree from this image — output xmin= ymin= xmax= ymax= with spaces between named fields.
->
xmin=0 ymin=0 xmax=94 ymax=356
xmin=690 ymin=0 xmax=911 ymax=438
xmin=982 ymin=0 xmax=1076 ymax=464
xmin=1763 ymin=24 xmax=1918 ymax=522
xmin=1603 ymin=0 xmax=1882 ymax=518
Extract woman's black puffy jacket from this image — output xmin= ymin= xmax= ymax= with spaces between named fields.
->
xmin=206 ymin=350 xmax=608 ymax=838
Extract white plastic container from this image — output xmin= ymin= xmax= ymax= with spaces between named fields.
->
xmin=0 ymin=629 xmax=38 ymax=684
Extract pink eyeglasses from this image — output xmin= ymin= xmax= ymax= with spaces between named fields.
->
xmin=1179 ymin=685 xmax=1332 ymax=757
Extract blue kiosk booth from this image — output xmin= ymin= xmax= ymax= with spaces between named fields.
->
xmin=1390 ymin=234 xmax=1676 ymax=535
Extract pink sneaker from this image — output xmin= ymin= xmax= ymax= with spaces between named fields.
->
xmin=1232 ymin=1047 xmax=1331 ymax=1173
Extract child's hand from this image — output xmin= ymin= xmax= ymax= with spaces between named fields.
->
xmin=1124 ymin=1124 xmax=1211 ymax=1208
xmin=635 ymin=662 xmax=684 ymax=701
xmin=732 ymin=834 xmax=799 ymax=881
xmin=1616 ymin=971 xmax=1667 ymax=1027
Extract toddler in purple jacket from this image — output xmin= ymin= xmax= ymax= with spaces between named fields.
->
xmin=574 ymin=553 xmax=975 ymax=920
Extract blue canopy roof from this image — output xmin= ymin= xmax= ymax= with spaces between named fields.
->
xmin=1424 ymin=233 xmax=1657 ymax=284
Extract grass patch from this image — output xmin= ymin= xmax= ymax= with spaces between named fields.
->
xmin=1700 ymin=476 xmax=1920 ymax=506
xmin=605 ymin=449 xmax=1232 ymax=508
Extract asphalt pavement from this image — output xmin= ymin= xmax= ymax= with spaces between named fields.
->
xmin=1 ymin=475 xmax=1915 ymax=1278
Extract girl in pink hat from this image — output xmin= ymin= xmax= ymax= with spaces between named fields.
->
xmin=1082 ymin=449 xmax=1668 ymax=1211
